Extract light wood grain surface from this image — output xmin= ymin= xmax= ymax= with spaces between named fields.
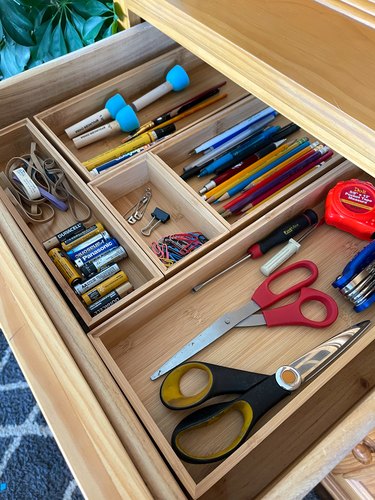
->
xmin=316 ymin=0 xmax=375 ymax=28
xmin=125 ymin=1 xmax=375 ymax=177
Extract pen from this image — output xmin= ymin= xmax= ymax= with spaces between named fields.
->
xmin=91 ymin=145 xmax=151 ymax=175
xmin=83 ymin=124 xmax=176 ymax=171
xmin=198 ymin=126 xmax=281 ymax=177
xmin=188 ymin=106 xmax=276 ymax=156
xmin=182 ymin=114 xmax=276 ymax=174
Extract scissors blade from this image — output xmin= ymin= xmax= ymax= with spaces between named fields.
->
xmin=290 ymin=320 xmax=371 ymax=383
xmin=150 ymin=300 xmax=261 ymax=380
xmin=235 ymin=313 xmax=266 ymax=327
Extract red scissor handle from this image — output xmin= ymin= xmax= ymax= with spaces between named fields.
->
xmin=252 ymin=260 xmax=319 ymax=310
xmin=261 ymin=287 xmax=339 ymax=328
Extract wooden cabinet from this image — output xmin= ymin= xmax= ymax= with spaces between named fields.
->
xmin=1 ymin=3 xmax=375 ymax=498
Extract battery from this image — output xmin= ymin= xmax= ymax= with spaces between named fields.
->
xmin=67 ymin=231 xmax=111 ymax=259
xmin=74 ymin=238 xmax=119 ymax=268
xmin=73 ymin=263 xmax=120 ymax=295
xmin=81 ymin=271 xmax=128 ymax=305
xmin=61 ymin=222 xmax=105 ymax=251
xmin=48 ymin=248 xmax=82 ymax=286
xmin=43 ymin=222 xmax=86 ymax=251
xmin=87 ymin=282 xmax=134 ymax=316
xmin=81 ymin=246 xmax=127 ymax=277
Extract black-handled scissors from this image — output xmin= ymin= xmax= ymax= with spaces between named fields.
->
xmin=160 ymin=321 xmax=370 ymax=464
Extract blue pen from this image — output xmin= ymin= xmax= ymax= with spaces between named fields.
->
xmin=198 ymin=126 xmax=280 ymax=177
xmin=194 ymin=107 xmax=276 ymax=154
xmin=92 ymin=147 xmax=146 ymax=175
xmin=214 ymin=139 xmax=310 ymax=202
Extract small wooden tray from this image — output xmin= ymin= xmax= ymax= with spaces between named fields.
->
xmin=89 ymin=152 xmax=229 ymax=276
xmin=0 ymin=119 xmax=163 ymax=329
xmin=34 ymin=46 xmax=249 ymax=182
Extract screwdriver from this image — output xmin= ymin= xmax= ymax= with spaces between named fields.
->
xmin=192 ymin=209 xmax=318 ymax=292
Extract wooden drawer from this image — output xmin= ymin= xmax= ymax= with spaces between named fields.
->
xmin=1 ymin=19 xmax=375 ymax=500
xmin=89 ymin=160 xmax=375 ymax=498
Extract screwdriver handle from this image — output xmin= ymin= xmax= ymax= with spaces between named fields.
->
xmin=248 ymin=209 xmax=318 ymax=258
xmin=260 ymin=239 xmax=301 ymax=276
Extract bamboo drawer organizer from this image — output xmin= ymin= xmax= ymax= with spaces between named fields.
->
xmin=0 ymin=12 xmax=374 ymax=500
xmin=89 ymin=160 xmax=375 ymax=498
xmin=34 ymin=46 xmax=248 ymax=182
xmin=0 ymin=120 xmax=163 ymax=329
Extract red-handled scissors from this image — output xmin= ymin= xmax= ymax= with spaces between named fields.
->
xmin=151 ymin=260 xmax=338 ymax=380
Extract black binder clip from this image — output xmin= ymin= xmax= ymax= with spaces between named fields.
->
xmin=141 ymin=207 xmax=170 ymax=236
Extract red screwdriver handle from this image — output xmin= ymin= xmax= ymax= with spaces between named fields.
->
xmin=261 ymin=287 xmax=339 ymax=328
xmin=251 ymin=260 xmax=319 ymax=309
xmin=248 ymin=210 xmax=318 ymax=258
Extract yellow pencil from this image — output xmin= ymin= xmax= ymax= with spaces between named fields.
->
xmin=205 ymin=138 xmax=309 ymax=203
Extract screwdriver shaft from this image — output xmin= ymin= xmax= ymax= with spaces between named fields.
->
xmin=192 ymin=254 xmax=252 ymax=292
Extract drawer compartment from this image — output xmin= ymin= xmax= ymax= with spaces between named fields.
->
xmin=152 ymin=96 xmax=343 ymax=233
xmin=89 ymin=160 xmax=375 ymax=498
xmin=34 ymin=46 xmax=248 ymax=182
xmin=0 ymin=119 xmax=163 ymax=329
xmin=89 ymin=152 xmax=229 ymax=275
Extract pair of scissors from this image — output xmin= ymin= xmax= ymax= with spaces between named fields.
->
xmin=160 ymin=321 xmax=370 ymax=463
xmin=151 ymin=260 xmax=339 ymax=380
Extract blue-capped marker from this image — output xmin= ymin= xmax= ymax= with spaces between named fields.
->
xmin=73 ymin=65 xmax=190 ymax=148
xmin=65 ymin=93 xmax=126 ymax=139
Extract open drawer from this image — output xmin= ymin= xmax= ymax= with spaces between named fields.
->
xmin=89 ymin=160 xmax=375 ymax=498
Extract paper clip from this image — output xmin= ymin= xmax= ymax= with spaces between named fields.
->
xmin=141 ymin=207 xmax=170 ymax=236
xmin=124 ymin=187 xmax=152 ymax=224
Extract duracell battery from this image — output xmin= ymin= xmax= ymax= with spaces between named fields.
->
xmin=81 ymin=271 xmax=128 ymax=305
xmin=81 ymin=246 xmax=127 ymax=277
xmin=73 ymin=263 xmax=120 ymax=295
xmin=48 ymin=248 xmax=82 ymax=286
xmin=43 ymin=222 xmax=86 ymax=251
xmin=61 ymin=222 xmax=105 ymax=251
xmin=87 ymin=282 xmax=134 ymax=316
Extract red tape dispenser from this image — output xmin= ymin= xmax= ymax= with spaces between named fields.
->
xmin=325 ymin=179 xmax=375 ymax=240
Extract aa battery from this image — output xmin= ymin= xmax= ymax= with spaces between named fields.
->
xmin=43 ymin=222 xmax=86 ymax=251
xmin=48 ymin=247 xmax=82 ymax=286
xmin=61 ymin=222 xmax=105 ymax=251
xmin=74 ymin=238 xmax=119 ymax=267
xmin=73 ymin=263 xmax=120 ymax=295
xmin=81 ymin=246 xmax=127 ymax=277
xmin=67 ymin=231 xmax=111 ymax=260
xmin=87 ymin=282 xmax=134 ymax=316
xmin=81 ymin=271 xmax=128 ymax=305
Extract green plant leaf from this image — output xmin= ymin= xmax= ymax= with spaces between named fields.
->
xmin=102 ymin=19 xmax=118 ymax=39
xmin=50 ymin=21 xmax=68 ymax=58
xmin=71 ymin=11 xmax=86 ymax=36
xmin=82 ymin=16 xmax=106 ymax=44
xmin=0 ymin=0 xmax=34 ymax=46
xmin=114 ymin=1 xmax=124 ymax=18
xmin=73 ymin=0 xmax=111 ymax=17
xmin=64 ymin=18 xmax=83 ymax=52
xmin=36 ymin=19 xmax=53 ymax=62
xmin=0 ymin=39 xmax=30 ymax=78
xmin=18 ymin=0 xmax=46 ymax=7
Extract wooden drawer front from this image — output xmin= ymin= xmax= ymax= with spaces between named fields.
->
xmin=90 ymin=160 xmax=375 ymax=499
xmin=35 ymin=46 xmax=248 ymax=182
xmin=151 ymin=96 xmax=343 ymax=233
xmin=89 ymin=152 xmax=229 ymax=276
xmin=0 ymin=119 xmax=163 ymax=329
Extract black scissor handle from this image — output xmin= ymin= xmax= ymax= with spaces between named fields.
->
xmin=171 ymin=375 xmax=290 ymax=463
xmin=160 ymin=361 xmax=268 ymax=410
